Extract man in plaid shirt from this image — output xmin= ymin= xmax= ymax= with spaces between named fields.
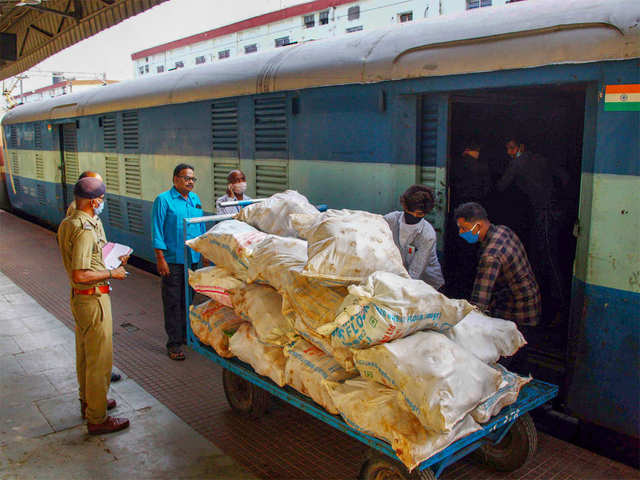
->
xmin=454 ymin=202 xmax=541 ymax=326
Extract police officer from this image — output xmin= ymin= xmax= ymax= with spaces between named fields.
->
xmin=57 ymin=177 xmax=130 ymax=434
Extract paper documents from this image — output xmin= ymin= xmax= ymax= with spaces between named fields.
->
xmin=103 ymin=242 xmax=133 ymax=270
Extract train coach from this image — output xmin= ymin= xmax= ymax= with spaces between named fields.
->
xmin=2 ymin=0 xmax=638 ymax=456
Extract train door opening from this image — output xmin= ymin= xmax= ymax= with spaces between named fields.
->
xmin=444 ymin=85 xmax=587 ymax=385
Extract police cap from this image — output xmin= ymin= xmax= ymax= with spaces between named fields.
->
xmin=74 ymin=177 xmax=106 ymax=199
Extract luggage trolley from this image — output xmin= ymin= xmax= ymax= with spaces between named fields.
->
xmin=183 ymin=207 xmax=558 ymax=480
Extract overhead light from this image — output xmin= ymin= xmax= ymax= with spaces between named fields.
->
xmin=16 ymin=1 xmax=43 ymax=6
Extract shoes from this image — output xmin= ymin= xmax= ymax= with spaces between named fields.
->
xmin=110 ymin=372 xmax=122 ymax=382
xmin=81 ymin=398 xmax=116 ymax=419
xmin=87 ymin=416 xmax=130 ymax=435
xmin=167 ymin=346 xmax=185 ymax=361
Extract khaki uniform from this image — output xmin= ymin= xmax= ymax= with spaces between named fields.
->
xmin=57 ymin=210 xmax=112 ymax=424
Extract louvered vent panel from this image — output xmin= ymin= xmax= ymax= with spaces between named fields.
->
xmin=107 ymin=198 xmax=124 ymax=230
xmin=420 ymin=101 xmax=438 ymax=169
xmin=255 ymin=95 xmax=287 ymax=152
xmin=127 ymin=202 xmax=145 ymax=235
xmin=105 ymin=156 xmax=120 ymax=193
xmin=62 ymin=123 xmax=79 ymax=183
xmin=9 ymin=125 xmax=17 ymax=148
xmin=10 ymin=152 xmax=20 ymax=192
xmin=35 ymin=153 xmax=44 ymax=180
xmin=212 ymin=100 xmax=238 ymax=151
xmin=256 ymin=161 xmax=288 ymax=197
xmin=212 ymin=160 xmax=239 ymax=201
xmin=34 ymin=123 xmax=42 ymax=148
xmin=103 ymin=114 xmax=117 ymax=151
xmin=124 ymin=157 xmax=141 ymax=197
xmin=122 ymin=111 xmax=139 ymax=151
xmin=36 ymin=184 xmax=46 ymax=206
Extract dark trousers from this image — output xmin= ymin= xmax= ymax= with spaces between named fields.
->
xmin=161 ymin=263 xmax=193 ymax=349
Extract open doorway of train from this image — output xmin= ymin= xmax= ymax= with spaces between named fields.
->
xmin=444 ymin=84 xmax=586 ymax=386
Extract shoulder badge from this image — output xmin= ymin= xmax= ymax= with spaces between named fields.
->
xmin=83 ymin=222 xmax=93 ymax=230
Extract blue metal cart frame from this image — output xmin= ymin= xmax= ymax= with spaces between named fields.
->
xmin=183 ymin=213 xmax=559 ymax=479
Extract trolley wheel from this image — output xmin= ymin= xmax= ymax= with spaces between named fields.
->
xmin=359 ymin=455 xmax=436 ymax=480
xmin=475 ymin=412 xmax=538 ymax=472
xmin=222 ymin=369 xmax=271 ymax=418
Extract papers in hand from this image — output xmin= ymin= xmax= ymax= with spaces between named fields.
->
xmin=103 ymin=242 xmax=133 ymax=270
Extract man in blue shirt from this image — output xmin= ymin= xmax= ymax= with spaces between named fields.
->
xmin=152 ymin=164 xmax=205 ymax=360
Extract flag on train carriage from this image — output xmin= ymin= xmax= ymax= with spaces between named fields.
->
xmin=604 ymin=84 xmax=640 ymax=111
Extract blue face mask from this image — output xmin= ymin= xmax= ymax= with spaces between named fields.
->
xmin=94 ymin=200 xmax=105 ymax=216
xmin=459 ymin=224 xmax=480 ymax=244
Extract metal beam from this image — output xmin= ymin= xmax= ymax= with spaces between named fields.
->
xmin=23 ymin=4 xmax=78 ymax=20
xmin=29 ymin=24 xmax=54 ymax=38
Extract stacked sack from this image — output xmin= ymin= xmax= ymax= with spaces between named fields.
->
xmin=186 ymin=190 xmax=531 ymax=471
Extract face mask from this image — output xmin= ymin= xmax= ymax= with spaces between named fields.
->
xmin=232 ymin=182 xmax=247 ymax=194
xmin=515 ymin=151 xmax=522 ymax=158
xmin=93 ymin=200 xmax=105 ymax=216
xmin=404 ymin=212 xmax=423 ymax=225
xmin=459 ymin=224 xmax=480 ymax=244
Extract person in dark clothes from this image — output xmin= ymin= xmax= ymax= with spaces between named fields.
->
xmin=498 ymin=138 xmax=569 ymax=324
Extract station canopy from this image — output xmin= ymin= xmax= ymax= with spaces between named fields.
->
xmin=0 ymin=0 xmax=168 ymax=81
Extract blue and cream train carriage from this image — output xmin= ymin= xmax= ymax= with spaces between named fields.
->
xmin=2 ymin=0 xmax=638 ymax=452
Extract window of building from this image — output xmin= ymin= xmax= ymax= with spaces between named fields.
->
xmin=218 ymin=49 xmax=230 ymax=59
xmin=275 ymin=36 xmax=290 ymax=47
xmin=348 ymin=6 xmax=360 ymax=21
xmin=175 ymin=61 xmax=184 ymax=68
xmin=157 ymin=65 xmax=165 ymax=73
xmin=399 ymin=11 xmax=413 ymax=22
xmin=138 ymin=66 xmax=144 ymax=75
xmin=319 ymin=10 xmax=329 ymax=25
xmin=144 ymin=64 xmax=149 ymax=73
xmin=195 ymin=55 xmax=206 ymax=65
xmin=304 ymin=14 xmax=315 ymax=28
xmin=467 ymin=0 xmax=492 ymax=9
xmin=145 ymin=57 xmax=149 ymax=63
xmin=346 ymin=25 xmax=363 ymax=33
xmin=244 ymin=44 xmax=258 ymax=54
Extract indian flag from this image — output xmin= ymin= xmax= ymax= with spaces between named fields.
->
xmin=604 ymin=84 xmax=640 ymax=111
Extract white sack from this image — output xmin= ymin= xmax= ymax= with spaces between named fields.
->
xmin=472 ymin=364 xmax=532 ymax=423
xmin=229 ymin=323 xmax=287 ymax=387
xmin=236 ymin=190 xmax=319 ymax=237
xmin=231 ymin=284 xmax=294 ymax=346
xmin=325 ymin=378 xmax=481 ymax=471
xmin=246 ymin=235 xmax=307 ymax=291
xmin=284 ymin=339 xmax=355 ymax=414
xmin=444 ymin=310 xmax=527 ymax=364
xmin=321 ymin=271 xmax=475 ymax=349
xmin=188 ymin=266 xmax=244 ymax=307
xmin=291 ymin=209 xmax=409 ymax=285
xmin=292 ymin=314 xmax=355 ymax=373
xmin=189 ymin=300 xmax=245 ymax=358
xmin=353 ymin=331 xmax=502 ymax=433
xmin=186 ymin=220 xmax=267 ymax=281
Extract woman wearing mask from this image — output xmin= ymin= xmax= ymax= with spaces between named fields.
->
xmin=384 ymin=185 xmax=444 ymax=290
xmin=216 ymin=169 xmax=251 ymax=215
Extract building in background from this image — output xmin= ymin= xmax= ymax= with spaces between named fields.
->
xmin=132 ymin=0 xmax=525 ymax=78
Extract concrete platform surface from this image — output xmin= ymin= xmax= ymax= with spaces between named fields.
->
xmin=0 ymin=271 xmax=255 ymax=480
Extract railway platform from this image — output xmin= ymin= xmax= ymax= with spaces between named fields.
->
xmin=0 ymin=209 xmax=637 ymax=480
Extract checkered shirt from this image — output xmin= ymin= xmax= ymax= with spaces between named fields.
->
xmin=471 ymin=224 xmax=541 ymax=326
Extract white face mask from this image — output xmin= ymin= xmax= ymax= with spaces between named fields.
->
xmin=232 ymin=182 xmax=247 ymax=194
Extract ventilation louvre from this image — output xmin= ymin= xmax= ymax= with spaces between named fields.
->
xmin=37 ymin=184 xmax=46 ymax=206
xmin=103 ymin=114 xmax=117 ymax=151
xmin=62 ymin=123 xmax=79 ymax=184
xmin=256 ymin=161 xmax=288 ymax=197
xmin=10 ymin=152 xmax=20 ymax=193
xmin=34 ymin=123 xmax=42 ymax=149
xmin=107 ymin=198 xmax=124 ymax=230
xmin=124 ymin=157 xmax=142 ymax=197
xmin=127 ymin=202 xmax=145 ymax=235
xmin=255 ymin=95 xmax=287 ymax=153
xmin=35 ymin=153 xmax=44 ymax=180
xmin=105 ymin=156 xmax=120 ymax=193
xmin=9 ymin=125 xmax=17 ymax=148
xmin=212 ymin=100 xmax=238 ymax=152
xmin=122 ymin=111 xmax=139 ymax=151
xmin=212 ymin=160 xmax=239 ymax=202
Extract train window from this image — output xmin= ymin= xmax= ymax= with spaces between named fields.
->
xmin=244 ymin=44 xmax=258 ymax=54
xmin=211 ymin=99 xmax=239 ymax=152
xmin=399 ymin=11 xmax=413 ymax=22
xmin=175 ymin=61 xmax=184 ymax=69
xmin=122 ymin=111 xmax=139 ymax=152
xmin=275 ymin=37 xmax=290 ymax=48
xmin=218 ymin=49 xmax=230 ymax=59
xmin=346 ymin=25 xmax=363 ymax=33
xmin=319 ymin=10 xmax=329 ymax=25
xmin=467 ymin=0 xmax=492 ymax=8
xmin=195 ymin=55 xmax=206 ymax=65
xmin=157 ymin=65 xmax=165 ymax=73
xmin=348 ymin=6 xmax=360 ymax=21
xmin=303 ymin=14 xmax=314 ymax=28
